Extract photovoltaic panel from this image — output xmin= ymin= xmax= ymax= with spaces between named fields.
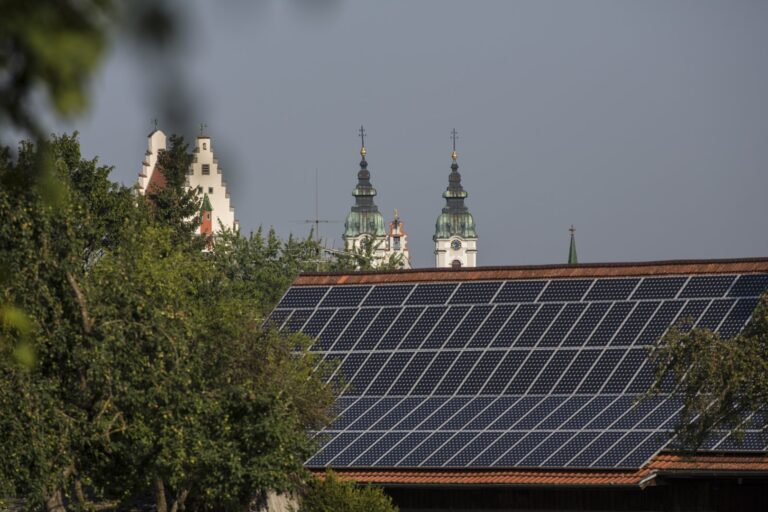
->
xmin=273 ymin=270 xmax=768 ymax=471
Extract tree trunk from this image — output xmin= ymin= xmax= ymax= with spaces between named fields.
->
xmin=45 ymin=489 xmax=66 ymax=512
xmin=155 ymin=477 xmax=168 ymax=512
xmin=170 ymin=488 xmax=189 ymax=512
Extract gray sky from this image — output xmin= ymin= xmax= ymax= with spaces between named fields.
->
xmin=55 ymin=0 xmax=768 ymax=268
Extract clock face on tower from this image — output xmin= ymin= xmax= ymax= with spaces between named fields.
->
xmin=451 ymin=239 xmax=462 ymax=250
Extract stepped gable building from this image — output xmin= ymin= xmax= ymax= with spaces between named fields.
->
xmin=434 ymin=130 xmax=477 ymax=269
xmin=271 ymin=258 xmax=768 ymax=511
xmin=342 ymin=127 xmax=410 ymax=268
xmin=138 ymin=127 xmax=238 ymax=234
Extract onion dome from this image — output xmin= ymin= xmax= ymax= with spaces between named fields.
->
xmin=434 ymin=139 xmax=477 ymax=240
xmin=344 ymin=127 xmax=386 ymax=238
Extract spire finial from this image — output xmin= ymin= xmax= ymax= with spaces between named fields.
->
xmin=394 ymin=208 xmax=399 ymax=220
xmin=199 ymin=123 xmax=207 ymax=136
xmin=450 ymin=128 xmax=459 ymax=161
xmin=359 ymin=125 xmax=367 ymax=158
xmin=152 ymin=118 xmax=158 ymax=130
xmin=568 ymin=225 xmax=578 ymax=265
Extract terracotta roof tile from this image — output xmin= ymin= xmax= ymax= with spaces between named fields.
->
xmin=311 ymin=453 xmax=768 ymax=487
xmin=294 ymin=258 xmax=768 ymax=286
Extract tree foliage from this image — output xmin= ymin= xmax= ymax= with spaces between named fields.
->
xmin=0 ymin=135 xmax=335 ymax=511
xmin=649 ymin=294 xmax=768 ymax=449
xmin=299 ymin=470 xmax=398 ymax=512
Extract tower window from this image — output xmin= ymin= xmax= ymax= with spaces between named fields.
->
xmin=202 ymin=164 xmax=210 ymax=175
xmin=203 ymin=142 xmax=207 ymax=150
xmin=393 ymin=236 xmax=401 ymax=250
xmin=452 ymin=259 xmax=462 ymax=269
xmin=197 ymin=186 xmax=203 ymax=193
xmin=208 ymin=187 xmax=214 ymax=194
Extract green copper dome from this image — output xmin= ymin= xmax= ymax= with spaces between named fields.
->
xmin=434 ymin=159 xmax=477 ymax=240
xmin=344 ymin=154 xmax=386 ymax=238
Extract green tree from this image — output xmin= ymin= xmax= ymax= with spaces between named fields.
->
xmin=649 ymin=293 xmax=768 ymax=448
xmin=328 ymin=237 xmax=405 ymax=272
xmin=299 ymin=470 xmax=398 ymax=512
xmin=145 ymin=134 xmax=204 ymax=248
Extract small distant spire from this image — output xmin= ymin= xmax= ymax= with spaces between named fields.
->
xmin=568 ymin=225 xmax=578 ymax=265
xmin=359 ymin=125 xmax=367 ymax=158
xmin=199 ymin=123 xmax=207 ymax=137
xmin=450 ymin=128 xmax=459 ymax=161
xmin=152 ymin=118 xmax=158 ymax=130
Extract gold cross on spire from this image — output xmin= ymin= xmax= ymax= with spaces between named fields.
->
xmin=450 ymin=128 xmax=459 ymax=161
xmin=358 ymin=125 xmax=367 ymax=157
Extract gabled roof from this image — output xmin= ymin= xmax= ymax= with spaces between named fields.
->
xmin=271 ymin=258 xmax=768 ymax=483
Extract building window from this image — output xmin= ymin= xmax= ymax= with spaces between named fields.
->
xmin=197 ymin=186 xmax=203 ymax=193
xmin=202 ymin=164 xmax=210 ymax=175
xmin=393 ymin=236 xmax=400 ymax=250
xmin=203 ymin=143 xmax=207 ymax=150
xmin=452 ymin=259 xmax=462 ymax=269
xmin=208 ymin=187 xmax=214 ymax=194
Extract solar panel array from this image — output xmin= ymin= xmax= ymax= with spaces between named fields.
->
xmin=270 ymin=273 xmax=768 ymax=470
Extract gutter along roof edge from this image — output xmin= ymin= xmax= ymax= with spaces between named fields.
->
xmin=294 ymin=257 xmax=768 ymax=285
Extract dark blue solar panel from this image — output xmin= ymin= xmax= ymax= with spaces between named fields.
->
xmin=346 ymin=353 xmax=391 ymax=395
xmin=718 ymin=298 xmax=758 ymax=338
xmin=468 ymin=304 xmax=517 ymax=348
xmin=406 ymin=283 xmax=457 ymax=305
xmin=603 ymin=349 xmax=646 ymax=393
xmin=376 ymin=432 xmax=431 ymax=466
xmin=313 ymin=308 xmax=356 ymax=351
xmin=399 ymin=306 xmax=446 ymax=349
xmin=370 ymin=397 xmax=423 ymax=429
xmin=362 ymin=284 xmax=414 ymax=306
xmin=539 ymin=303 xmax=587 ymax=346
xmin=423 ymin=432 xmax=480 ymax=466
xmin=529 ymin=351 xmax=576 ymax=393
xmin=578 ymin=350 xmax=624 ymax=393
xmin=519 ymin=431 xmax=573 ymax=466
xmin=446 ymin=432 xmax=500 ymax=466
xmin=450 ymin=281 xmax=502 ymax=304
xmin=697 ymin=299 xmax=736 ymax=331
xmin=542 ymin=432 xmax=599 ymax=467
xmin=482 ymin=352 xmax=527 ymax=394
xmin=422 ymin=306 xmax=470 ymax=349
xmin=278 ymin=286 xmax=328 ymax=308
xmin=353 ymin=432 xmax=406 ymax=466
xmin=302 ymin=308 xmax=335 ymax=337
xmin=553 ymin=350 xmax=601 ymax=393
xmin=631 ymin=277 xmax=686 ymax=300
xmin=287 ymin=270 xmax=765 ymax=471
xmin=488 ymin=396 xmax=541 ymax=429
xmin=471 ymin=432 xmax=525 ymax=466
xmin=505 ymin=351 xmax=553 ymax=393
xmin=412 ymin=352 xmax=459 ymax=394
xmin=331 ymin=308 xmax=378 ymax=351
xmin=515 ymin=304 xmax=563 ymax=347
xmin=355 ymin=307 xmax=399 ymax=350
xmin=586 ymin=302 xmax=634 ymax=345
xmin=366 ymin=353 xmax=414 ymax=395
xmin=610 ymin=302 xmax=659 ymax=346
xmin=494 ymin=280 xmax=546 ymax=303
xmin=680 ymin=275 xmax=735 ymax=298
xmin=399 ymin=432 xmax=454 ymax=466
xmin=585 ymin=278 xmax=640 ymax=301
xmin=377 ymin=307 xmax=424 ymax=350
xmin=458 ymin=351 xmax=506 ymax=394
xmin=496 ymin=432 xmax=550 ymax=466
xmin=417 ymin=397 xmax=471 ymax=430
xmin=266 ymin=309 xmax=291 ymax=328
xmin=387 ymin=352 xmax=435 ymax=395
xmin=569 ymin=431 xmax=624 ymax=467
xmin=636 ymin=300 xmax=684 ymax=345
xmin=728 ymin=274 xmax=768 ymax=297
xmin=319 ymin=285 xmax=371 ymax=308
xmin=562 ymin=302 xmax=610 ymax=346
xmin=445 ymin=305 xmax=493 ymax=348
xmin=539 ymin=279 xmax=592 ymax=302
xmin=492 ymin=304 xmax=539 ymax=347
xmin=434 ymin=351 xmax=481 ymax=394
xmin=283 ymin=309 xmax=313 ymax=332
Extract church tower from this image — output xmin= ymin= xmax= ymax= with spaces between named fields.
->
xmin=385 ymin=210 xmax=412 ymax=269
xmin=342 ymin=126 xmax=388 ymax=259
xmin=434 ymin=129 xmax=477 ymax=268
